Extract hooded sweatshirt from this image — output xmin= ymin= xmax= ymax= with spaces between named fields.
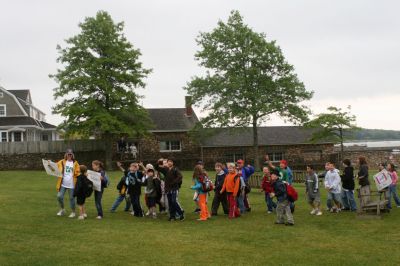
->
xmin=220 ymin=172 xmax=240 ymax=197
xmin=324 ymin=169 xmax=342 ymax=194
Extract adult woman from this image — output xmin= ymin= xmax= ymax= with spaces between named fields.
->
xmin=56 ymin=149 xmax=80 ymax=218
xmin=357 ymin=156 xmax=370 ymax=208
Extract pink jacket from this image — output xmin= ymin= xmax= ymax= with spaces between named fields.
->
xmin=390 ymin=171 xmax=398 ymax=185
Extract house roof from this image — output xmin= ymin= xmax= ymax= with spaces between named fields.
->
xmin=0 ymin=117 xmax=57 ymax=129
xmin=200 ymin=126 xmax=333 ymax=147
xmin=8 ymin=90 xmax=30 ymax=102
xmin=147 ymin=108 xmax=199 ymax=131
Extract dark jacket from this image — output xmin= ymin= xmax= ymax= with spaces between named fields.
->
xmin=116 ymin=176 xmax=128 ymax=195
xmin=341 ymin=166 xmax=355 ymax=190
xmin=214 ymin=171 xmax=226 ymax=192
xmin=272 ymin=179 xmax=287 ymax=203
xmin=358 ymin=164 xmax=370 ymax=187
xmin=125 ymin=170 xmax=144 ymax=195
xmin=155 ymin=165 xmax=182 ymax=192
xmin=73 ymin=174 xmax=87 ymax=198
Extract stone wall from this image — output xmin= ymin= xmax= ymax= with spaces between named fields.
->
xmin=0 ymin=151 xmax=106 ymax=170
xmin=341 ymin=147 xmax=400 ymax=170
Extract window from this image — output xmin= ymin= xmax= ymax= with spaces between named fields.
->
xmin=0 ymin=131 xmax=7 ymax=142
xmin=0 ymin=92 xmax=3 ymax=98
xmin=159 ymin=140 xmax=181 ymax=152
xmin=13 ymin=132 xmax=22 ymax=142
xmin=267 ymin=152 xmax=284 ymax=162
xmin=0 ymin=104 xmax=6 ymax=116
xmin=224 ymin=153 xmax=244 ymax=163
xmin=42 ymin=134 xmax=49 ymax=141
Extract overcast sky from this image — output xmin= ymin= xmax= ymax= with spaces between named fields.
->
xmin=1 ymin=0 xmax=399 ymax=130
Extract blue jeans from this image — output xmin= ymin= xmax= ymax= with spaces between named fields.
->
xmin=387 ymin=184 xmax=400 ymax=209
xmin=167 ymin=190 xmax=183 ymax=219
xmin=265 ymin=193 xmax=277 ymax=212
xmin=57 ymin=186 xmax=75 ymax=211
xmin=130 ymin=194 xmax=143 ymax=217
xmin=94 ymin=190 xmax=103 ymax=217
xmin=327 ymin=192 xmax=342 ymax=209
xmin=341 ymin=190 xmax=357 ymax=211
xmin=110 ymin=195 xmax=131 ymax=212
xmin=237 ymin=194 xmax=246 ymax=213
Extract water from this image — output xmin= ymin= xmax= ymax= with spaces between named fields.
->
xmin=342 ymin=140 xmax=400 ymax=148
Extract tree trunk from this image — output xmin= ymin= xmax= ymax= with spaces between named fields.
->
xmin=104 ymin=133 xmax=113 ymax=171
xmin=252 ymin=116 xmax=259 ymax=171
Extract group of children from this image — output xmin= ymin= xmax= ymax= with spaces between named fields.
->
xmin=55 ymin=149 xmax=399 ymax=225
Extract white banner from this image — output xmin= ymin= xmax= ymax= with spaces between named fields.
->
xmin=87 ymin=170 xmax=102 ymax=192
xmin=42 ymin=159 xmax=62 ymax=177
xmin=373 ymin=170 xmax=392 ymax=191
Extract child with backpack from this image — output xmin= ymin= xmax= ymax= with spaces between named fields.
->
xmin=121 ymin=162 xmax=145 ymax=218
xmin=74 ymin=165 xmax=93 ymax=220
xmin=270 ymin=169 xmax=294 ymax=226
xmin=261 ymin=166 xmax=276 ymax=214
xmin=305 ymin=165 xmax=322 ymax=216
xmin=191 ymin=165 xmax=212 ymax=221
xmin=220 ymin=163 xmax=241 ymax=219
xmin=110 ymin=162 xmax=132 ymax=213
xmin=92 ymin=160 xmax=109 ymax=219
xmin=211 ymin=162 xmax=229 ymax=216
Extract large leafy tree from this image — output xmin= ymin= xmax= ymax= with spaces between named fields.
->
xmin=185 ymin=10 xmax=313 ymax=169
xmin=305 ymin=106 xmax=360 ymax=162
xmin=50 ymin=11 xmax=152 ymax=168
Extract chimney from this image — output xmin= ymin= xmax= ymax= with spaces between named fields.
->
xmin=185 ymin=95 xmax=193 ymax=117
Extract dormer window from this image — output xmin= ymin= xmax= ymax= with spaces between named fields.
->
xmin=0 ymin=104 xmax=6 ymax=116
xmin=0 ymin=92 xmax=4 ymax=98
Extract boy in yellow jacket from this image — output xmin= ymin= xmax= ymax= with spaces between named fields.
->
xmin=56 ymin=149 xmax=80 ymax=218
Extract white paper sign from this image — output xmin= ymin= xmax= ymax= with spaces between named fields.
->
xmin=373 ymin=170 xmax=392 ymax=191
xmin=42 ymin=159 xmax=62 ymax=177
xmin=87 ymin=170 xmax=102 ymax=192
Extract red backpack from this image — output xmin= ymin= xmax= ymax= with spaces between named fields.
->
xmin=285 ymin=183 xmax=298 ymax=202
xmin=199 ymin=175 xmax=214 ymax=192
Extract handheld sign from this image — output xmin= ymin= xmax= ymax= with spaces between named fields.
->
xmin=87 ymin=170 xmax=102 ymax=192
xmin=42 ymin=159 xmax=62 ymax=177
xmin=373 ymin=170 xmax=392 ymax=191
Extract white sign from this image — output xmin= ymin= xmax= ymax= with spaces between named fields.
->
xmin=87 ymin=170 xmax=102 ymax=192
xmin=373 ymin=170 xmax=392 ymax=191
xmin=42 ymin=159 xmax=62 ymax=177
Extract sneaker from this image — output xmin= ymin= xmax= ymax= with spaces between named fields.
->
xmin=68 ymin=212 xmax=76 ymax=218
xmin=168 ymin=217 xmax=176 ymax=222
xmin=274 ymin=222 xmax=285 ymax=225
xmin=397 ymin=206 xmax=400 ymax=208
xmin=316 ymin=211 xmax=323 ymax=216
xmin=130 ymin=211 xmax=135 ymax=216
xmin=194 ymin=208 xmax=200 ymax=213
xmin=96 ymin=216 xmax=103 ymax=220
xmin=267 ymin=211 xmax=272 ymax=214
xmin=57 ymin=209 xmax=65 ymax=216
xmin=110 ymin=209 xmax=116 ymax=213
xmin=285 ymin=223 xmax=295 ymax=226
xmin=246 ymin=208 xmax=251 ymax=212
xmin=179 ymin=215 xmax=185 ymax=221
xmin=196 ymin=218 xmax=207 ymax=221
xmin=310 ymin=209 xmax=317 ymax=215
xmin=78 ymin=215 xmax=84 ymax=220
xmin=83 ymin=213 xmax=87 ymax=218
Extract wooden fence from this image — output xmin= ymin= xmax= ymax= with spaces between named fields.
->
xmin=0 ymin=140 xmax=107 ymax=154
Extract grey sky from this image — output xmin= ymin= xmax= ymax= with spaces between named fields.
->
xmin=1 ymin=0 xmax=399 ymax=129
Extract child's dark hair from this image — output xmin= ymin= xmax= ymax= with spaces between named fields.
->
xmin=387 ymin=163 xmax=396 ymax=171
xmin=147 ymin=168 xmax=154 ymax=173
xmin=343 ymin=159 xmax=351 ymax=167
xmin=307 ymin=165 xmax=314 ymax=170
xmin=80 ymin=165 xmax=88 ymax=174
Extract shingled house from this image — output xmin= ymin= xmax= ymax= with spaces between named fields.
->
xmin=0 ymin=86 xmax=59 ymax=142
xmin=119 ymin=97 xmax=335 ymax=169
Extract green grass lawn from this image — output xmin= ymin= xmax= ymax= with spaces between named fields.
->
xmin=1 ymin=170 xmax=399 ymax=266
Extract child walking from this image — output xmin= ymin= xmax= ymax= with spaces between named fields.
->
xmin=387 ymin=163 xmax=400 ymax=209
xmin=305 ymin=165 xmax=322 ymax=216
xmin=211 ymin=162 xmax=229 ymax=216
xmin=270 ymin=169 xmax=294 ymax=226
xmin=74 ymin=165 xmax=93 ymax=220
xmin=261 ymin=166 xmax=276 ymax=214
xmin=220 ymin=163 xmax=240 ymax=219
xmin=145 ymin=168 xmax=159 ymax=218
xmin=324 ymin=162 xmax=342 ymax=213
xmin=92 ymin=160 xmax=109 ymax=219
xmin=110 ymin=162 xmax=132 ymax=213
xmin=191 ymin=165 xmax=210 ymax=221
